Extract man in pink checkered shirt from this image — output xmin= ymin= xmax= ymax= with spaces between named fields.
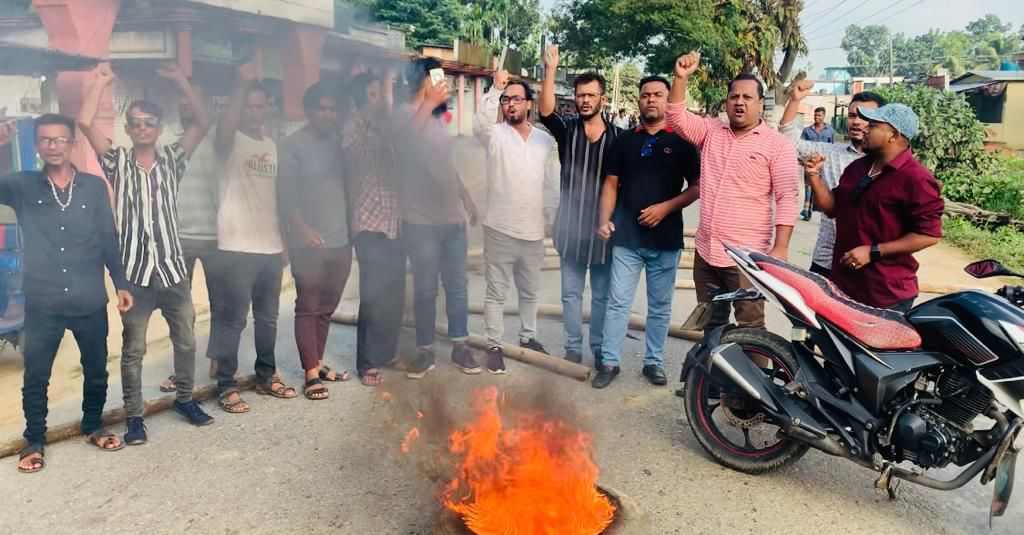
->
xmin=666 ymin=51 xmax=800 ymax=330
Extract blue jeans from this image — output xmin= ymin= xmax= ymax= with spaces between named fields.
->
xmin=600 ymin=246 xmax=681 ymax=368
xmin=560 ymin=256 xmax=610 ymax=355
xmin=403 ymin=223 xmax=469 ymax=348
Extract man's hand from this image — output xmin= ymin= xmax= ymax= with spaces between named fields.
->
xmin=157 ymin=62 xmax=187 ymax=84
xmin=788 ymin=79 xmax=814 ymax=101
xmin=544 ymin=45 xmax=560 ymax=72
xmin=841 ymin=246 xmax=872 ymax=270
xmin=638 ymin=202 xmax=671 ymax=228
xmin=91 ymin=62 xmax=115 ymax=88
xmin=494 ymin=69 xmax=510 ymax=91
xmin=768 ymin=244 xmax=789 ymax=262
xmin=238 ymin=62 xmax=259 ymax=83
xmin=116 ymin=290 xmax=134 ymax=313
xmin=802 ymin=153 xmax=826 ymax=177
xmin=596 ymin=220 xmax=615 ymax=241
xmin=464 ymin=197 xmax=480 ymax=226
xmin=424 ymin=79 xmax=450 ymax=107
xmin=300 ymin=225 xmax=325 ymax=248
xmin=674 ymin=51 xmax=701 ymax=79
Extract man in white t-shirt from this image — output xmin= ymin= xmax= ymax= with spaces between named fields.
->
xmin=207 ymin=63 xmax=297 ymax=413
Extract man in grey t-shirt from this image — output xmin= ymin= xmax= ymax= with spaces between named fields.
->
xmin=278 ymin=82 xmax=353 ymax=399
xmin=400 ymin=58 xmax=482 ymax=379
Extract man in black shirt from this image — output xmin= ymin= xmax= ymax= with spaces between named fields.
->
xmin=538 ymin=45 xmax=623 ymax=367
xmin=0 ymin=115 xmax=133 ymax=473
xmin=593 ymin=76 xmax=700 ymax=389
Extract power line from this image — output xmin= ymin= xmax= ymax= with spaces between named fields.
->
xmin=800 ymin=0 xmax=847 ymax=21
xmin=828 ymin=49 xmax=1023 ymax=69
xmin=804 ymin=0 xmax=925 ymax=43
xmin=801 ymin=0 xmax=876 ymax=36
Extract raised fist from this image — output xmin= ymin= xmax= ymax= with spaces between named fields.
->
xmin=789 ymin=79 xmax=815 ymax=101
xmin=545 ymin=45 xmax=560 ymax=70
xmin=802 ymin=153 xmax=826 ymax=175
xmin=674 ymin=52 xmax=701 ymax=79
xmin=494 ymin=69 xmax=510 ymax=91
xmin=91 ymin=63 xmax=115 ymax=86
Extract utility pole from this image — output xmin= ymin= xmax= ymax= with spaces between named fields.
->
xmin=888 ymin=33 xmax=894 ymax=85
xmin=611 ymin=63 xmax=621 ymax=116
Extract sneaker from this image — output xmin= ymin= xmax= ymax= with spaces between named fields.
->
xmin=451 ymin=343 xmax=482 ymax=375
xmin=486 ymin=346 xmax=507 ymax=375
xmin=565 ymin=350 xmax=583 ymax=364
xmin=174 ymin=400 xmax=215 ymax=427
xmin=124 ymin=417 xmax=147 ymax=445
xmin=591 ymin=366 xmax=620 ymax=389
xmin=520 ymin=338 xmax=549 ymax=354
xmin=406 ymin=348 xmax=436 ymax=379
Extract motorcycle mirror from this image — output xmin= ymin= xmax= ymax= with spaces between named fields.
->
xmin=965 ymin=259 xmax=1019 ymax=279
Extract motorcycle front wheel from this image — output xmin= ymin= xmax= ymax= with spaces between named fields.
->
xmin=683 ymin=328 xmax=809 ymax=474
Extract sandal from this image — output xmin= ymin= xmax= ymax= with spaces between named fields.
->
xmin=159 ymin=375 xmax=177 ymax=393
xmin=218 ymin=391 xmax=250 ymax=414
xmin=85 ymin=430 xmax=124 ymax=451
xmin=304 ymin=378 xmax=329 ymax=400
xmin=255 ymin=380 xmax=298 ymax=399
xmin=17 ymin=444 xmax=45 ymax=474
xmin=360 ymin=368 xmax=383 ymax=387
xmin=319 ymin=365 xmax=351 ymax=382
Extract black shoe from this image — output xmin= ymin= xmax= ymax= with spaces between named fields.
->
xmin=174 ymin=400 xmax=214 ymax=427
xmin=486 ymin=346 xmax=507 ymax=375
xmin=565 ymin=350 xmax=583 ymax=364
xmin=124 ymin=417 xmax=147 ymax=445
xmin=642 ymin=365 xmax=668 ymax=386
xmin=452 ymin=343 xmax=482 ymax=375
xmin=591 ymin=366 xmax=620 ymax=389
xmin=520 ymin=338 xmax=549 ymax=354
xmin=406 ymin=348 xmax=437 ymax=379
xmin=800 ymin=210 xmax=811 ymax=221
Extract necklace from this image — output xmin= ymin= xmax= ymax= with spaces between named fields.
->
xmin=47 ymin=169 xmax=76 ymax=211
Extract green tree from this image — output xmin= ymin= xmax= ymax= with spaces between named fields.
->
xmin=367 ymin=0 xmax=464 ymax=48
xmin=840 ymin=24 xmax=890 ymax=77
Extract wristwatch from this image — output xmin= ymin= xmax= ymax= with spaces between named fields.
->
xmin=870 ymin=244 xmax=882 ymax=262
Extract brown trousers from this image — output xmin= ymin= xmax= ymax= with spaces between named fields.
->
xmin=290 ymin=246 xmax=353 ymax=371
xmin=693 ymin=251 xmax=765 ymax=329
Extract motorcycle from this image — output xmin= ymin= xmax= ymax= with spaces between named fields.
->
xmin=680 ymin=245 xmax=1024 ymax=525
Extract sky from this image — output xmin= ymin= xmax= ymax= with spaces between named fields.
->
xmin=539 ymin=0 xmax=1024 ymax=78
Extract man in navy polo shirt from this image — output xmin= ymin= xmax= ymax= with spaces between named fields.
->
xmin=593 ymin=76 xmax=700 ymax=389
xmin=803 ymin=103 xmax=943 ymax=312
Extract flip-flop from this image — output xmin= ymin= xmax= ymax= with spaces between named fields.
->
xmin=255 ymin=380 xmax=298 ymax=399
xmin=360 ymin=368 xmax=383 ymax=387
xmin=17 ymin=445 xmax=44 ymax=474
xmin=218 ymin=391 xmax=250 ymax=414
xmin=159 ymin=375 xmax=177 ymax=393
xmin=85 ymin=430 xmax=125 ymax=452
xmin=304 ymin=378 xmax=329 ymax=400
xmin=319 ymin=366 xmax=351 ymax=382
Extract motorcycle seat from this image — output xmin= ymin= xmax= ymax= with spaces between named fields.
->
xmin=749 ymin=253 xmax=922 ymax=351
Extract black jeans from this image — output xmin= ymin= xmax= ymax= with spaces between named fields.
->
xmin=22 ymin=304 xmax=109 ymax=446
xmin=354 ymin=232 xmax=405 ymax=375
xmin=809 ymin=262 xmax=832 ymax=279
xmin=205 ymin=251 xmax=283 ymax=393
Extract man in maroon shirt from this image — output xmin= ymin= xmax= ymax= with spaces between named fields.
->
xmin=803 ymin=103 xmax=943 ymax=312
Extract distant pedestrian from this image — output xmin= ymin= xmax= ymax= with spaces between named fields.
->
xmin=781 ymin=80 xmax=886 ymax=278
xmin=278 ymin=82 xmax=354 ymax=401
xmin=398 ymin=58 xmax=482 ymax=379
xmin=207 ymin=63 xmax=297 ymax=413
xmin=591 ymin=76 xmax=700 ymax=389
xmin=667 ymin=51 xmax=800 ymax=331
xmin=803 ymin=103 xmax=943 ymax=312
xmin=539 ymin=45 xmax=623 ymax=368
xmin=78 ymin=62 xmax=214 ymax=444
xmin=613 ymin=108 xmax=630 ymax=130
xmin=799 ymin=106 xmax=836 ymax=220
xmin=0 ymin=115 xmax=133 ymax=473
xmin=475 ymin=69 xmax=558 ymax=374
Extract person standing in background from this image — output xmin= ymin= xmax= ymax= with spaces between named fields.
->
xmin=799 ymin=106 xmax=836 ymax=221
xmin=538 ymin=45 xmax=623 ymax=368
xmin=475 ymin=69 xmax=558 ymax=374
xmin=78 ymin=62 xmax=214 ymax=444
xmin=278 ymin=82 xmax=353 ymax=401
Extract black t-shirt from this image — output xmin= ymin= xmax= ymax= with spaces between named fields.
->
xmin=605 ymin=127 xmax=700 ymax=250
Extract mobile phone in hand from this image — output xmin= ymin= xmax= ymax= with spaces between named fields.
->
xmin=429 ymin=68 xmax=445 ymax=87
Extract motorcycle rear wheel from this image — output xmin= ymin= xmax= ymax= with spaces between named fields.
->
xmin=684 ymin=328 xmax=810 ymax=474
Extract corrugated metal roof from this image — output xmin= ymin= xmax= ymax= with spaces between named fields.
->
xmin=950 ymin=70 xmax=1024 ymax=85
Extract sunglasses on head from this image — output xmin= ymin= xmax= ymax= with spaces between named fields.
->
xmin=128 ymin=117 xmax=160 ymax=129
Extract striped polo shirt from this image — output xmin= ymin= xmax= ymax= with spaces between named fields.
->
xmin=539 ymin=113 xmax=623 ymax=265
xmin=100 ymin=143 xmax=189 ymax=287
xmin=666 ymin=103 xmax=800 ymax=267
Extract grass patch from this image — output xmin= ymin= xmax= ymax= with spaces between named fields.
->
xmin=943 ymin=216 xmax=1024 ymax=273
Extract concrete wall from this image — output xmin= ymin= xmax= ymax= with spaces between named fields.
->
xmin=188 ymin=0 xmax=333 ymax=28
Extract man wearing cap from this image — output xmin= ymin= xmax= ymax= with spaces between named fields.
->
xmin=803 ymin=103 xmax=944 ymax=312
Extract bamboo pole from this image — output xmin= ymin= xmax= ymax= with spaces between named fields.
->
xmin=464 ymin=303 xmax=703 ymax=342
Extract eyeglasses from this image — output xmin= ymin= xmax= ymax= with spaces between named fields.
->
xmin=39 ymin=136 xmax=72 ymax=147
xmin=640 ymin=136 xmax=657 ymax=157
xmin=499 ymin=96 xmax=527 ymax=105
xmin=127 ymin=117 xmax=160 ymax=130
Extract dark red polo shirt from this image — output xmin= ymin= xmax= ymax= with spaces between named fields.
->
xmin=830 ymin=149 xmax=944 ymax=307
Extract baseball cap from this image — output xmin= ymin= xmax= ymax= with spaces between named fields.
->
xmin=857 ymin=103 xmax=919 ymax=140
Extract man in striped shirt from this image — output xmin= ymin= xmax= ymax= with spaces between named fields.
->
xmin=667 ymin=51 xmax=800 ymax=330
xmin=538 ymin=45 xmax=623 ymax=367
xmin=78 ymin=63 xmax=214 ymax=443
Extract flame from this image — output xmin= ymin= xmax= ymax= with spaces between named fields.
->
xmin=441 ymin=386 xmax=615 ymax=535
xmin=401 ymin=427 xmax=421 ymax=454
